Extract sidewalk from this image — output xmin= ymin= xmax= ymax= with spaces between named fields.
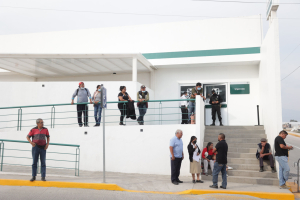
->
xmin=0 ymin=166 xmax=295 ymax=200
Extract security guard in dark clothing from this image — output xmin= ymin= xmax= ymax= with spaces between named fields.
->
xmin=209 ymin=90 xmax=223 ymax=126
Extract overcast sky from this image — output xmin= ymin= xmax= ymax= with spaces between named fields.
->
xmin=0 ymin=0 xmax=299 ymax=122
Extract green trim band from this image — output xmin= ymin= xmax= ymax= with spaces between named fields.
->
xmin=0 ymin=139 xmax=80 ymax=147
xmin=143 ymin=47 xmax=260 ymax=59
xmin=205 ymin=104 xmax=227 ymax=109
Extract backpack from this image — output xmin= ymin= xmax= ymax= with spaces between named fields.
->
xmin=76 ymin=88 xmax=88 ymax=96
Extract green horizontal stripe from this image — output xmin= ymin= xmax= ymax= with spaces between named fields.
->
xmin=0 ymin=139 xmax=80 ymax=147
xmin=143 ymin=47 xmax=260 ymax=59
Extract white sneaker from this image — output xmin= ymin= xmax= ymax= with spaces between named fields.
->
xmin=228 ymin=166 xmax=233 ymax=170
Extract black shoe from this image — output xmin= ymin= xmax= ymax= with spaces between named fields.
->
xmin=220 ymin=186 xmax=226 ymax=189
xmin=79 ymin=124 xmax=83 ymax=127
xmin=172 ymin=181 xmax=179 ymax=185
xmin=119 ymin=122 xmax=125 ymax=126
xmin=84 ymin=125 xmax=89 ymax=127
xmin=196 ymin=180 xmax=204 ymax=183
xmin=177 ymin=180 xmax=183 ymax=183
xmin=259 ymin=167 xmax=264 ymax=172
xmin=210 ymin=123 xmax=215 ymax=126
xmin=193 ymin=180 xmax=196 ymax=184
xmin=209 ymin=185 xmax=218 ymax=189
xmin=41 ymin=177 xmax=46 ymax=181
xmin=30 ymin=176 xmax=36 ymax=182
xmin=271 ymin=168 xmax=276 ymax=173
xmin=220 ymin=123 xmax=223 ymax=126
xmin=94 ymin=124 xmax=98 ymax=127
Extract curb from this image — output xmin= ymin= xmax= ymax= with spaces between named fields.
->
xmin=0 ymin=179 xmax=295 ymax=200
xmin=288 ymin=132 xmax=300 ymax=138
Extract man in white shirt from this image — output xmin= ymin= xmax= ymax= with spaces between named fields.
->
xmin=180 ymin=92 xmax=188 ymax=124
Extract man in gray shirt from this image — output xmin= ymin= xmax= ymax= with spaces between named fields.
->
xmin=71 ymin=82 xmax=92 ymax=127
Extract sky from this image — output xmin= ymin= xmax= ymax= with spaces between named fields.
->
xmin=0 ymin=0 xmax=299 ymax=122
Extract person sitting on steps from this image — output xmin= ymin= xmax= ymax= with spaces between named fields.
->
xmin=256 ymin=138 xmax=276 ymax=173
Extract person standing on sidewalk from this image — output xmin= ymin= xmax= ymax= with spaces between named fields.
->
xmin=188 ymin=83 xmax=206 ymax=124
xmin=210 ymin=133 xmax=228 ymax=189
xmin=187 ymin=136 xmax=204 ymax=183
xmin=180 ymin=92 xmax=188 ymax=124
xmin=169 ymin=129 xmax=184 ymax=185
xmin=137 ymin=85 xmax=149 ymax=125
xmin=71 ymin=82 xmax=92 ymax=127
xmin=274 ymin=130 xmax=293 ymax=189
xmin=26 ymin=118 xmax=50 ymax=182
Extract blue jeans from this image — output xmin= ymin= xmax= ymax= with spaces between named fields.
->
xmin=188 ymin=102 xmax=195 ymax=122
xmin=212 ymin=162 xmax=227 ymax=188
xmin=32 ymin=146 xmax=46 ymax=178
xmin=137 ymin=104 xmax=147 ymax=123
xmin=94 ymin=104 xmax=102 ymax=125
xmin=275 ymin=156 xmax=290 ymax=186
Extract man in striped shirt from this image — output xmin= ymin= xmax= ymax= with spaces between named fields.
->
xmin=26 ymin=118 xmax=50 ymax=182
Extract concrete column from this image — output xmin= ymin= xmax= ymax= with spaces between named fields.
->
xmin=132 ymin=58 xmax=137 ymax=82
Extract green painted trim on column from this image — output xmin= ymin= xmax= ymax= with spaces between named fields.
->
xmin=205 ymin=104 xmax=227 ymax=109
xmin=142 ymin=47 xmax=260 ymax=59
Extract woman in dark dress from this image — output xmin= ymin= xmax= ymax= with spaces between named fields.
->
xmin=118 ymin=86 xmax=133 ymax=125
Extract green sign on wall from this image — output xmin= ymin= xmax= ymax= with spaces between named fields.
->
xmin=230 ymin=84 xmax=250 ymax=94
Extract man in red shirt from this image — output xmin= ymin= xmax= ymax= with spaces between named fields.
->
xmin=26 ymin=118 xmax=50 ymax=181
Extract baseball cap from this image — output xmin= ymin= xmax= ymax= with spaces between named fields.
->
xmin=212 ymin=89 xmax=216 ymax=93
xmin=79 ymin=82 xmax=84 ymax=86
xmin=141 ymin=85 xmax=146 ymax=88
xmin=260 ymin=138 xmax=267 ymax=142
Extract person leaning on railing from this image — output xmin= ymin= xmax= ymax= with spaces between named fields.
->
xmin=92 ymin=85 xmax=102 ymax=127
xmin=26 ymin=118 xmax=50 ymax=182
xmin=188 ymin=82 xmax=206 ymax=124
xmin=118 ymin=86 xmax=133 ymax=126
xmin=137 ymin=85 xmax=149 ymax=125
xmin=71 ymin=82 xmax=92 ymax=127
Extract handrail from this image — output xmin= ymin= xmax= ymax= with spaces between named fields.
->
xmin=0 ymin=139 xmax=80 ymax=147
xmin=0 ymin=99 xmax=195 ymax=110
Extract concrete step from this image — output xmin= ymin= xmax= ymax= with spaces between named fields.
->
xmin=227 ymin=170 xmax=277 ymax=179
xmin=201 ymin=175 xmax=279 ymax=186
xmin=204 ymin=138 xmax=260 ymax=143
xmin=203 ymin=142 xmax=258 ymax=149
xmin=205 ymin=126 xmax=264 ymax=130
xmin=227 ymin=148 xmax=257 ymax=153
xmin=227 ymin=152 xmax=257 ymax=159
xmin=228 ymin=164 xmax=274 ymax=171
xmin=227 ymin=158 xmax=269 ymax=165
xmin=204 ymin=133 xmax=267 ymax=138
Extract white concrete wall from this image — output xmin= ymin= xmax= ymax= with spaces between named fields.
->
xmin=0 ymin=124 xmax=197 ymax=176
xmin=152 ymin=64 xmax=260 ymax=125
xmin=0 ymin=81 xmax=155 ymax=132
xmin=0 ymin=16 xmax=261 ymax=56
xmin=259 ymin=16 xmax=282 ymax=151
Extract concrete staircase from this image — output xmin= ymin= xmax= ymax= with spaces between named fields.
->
xmin=201 ymin=126 xmax=279 ymax=186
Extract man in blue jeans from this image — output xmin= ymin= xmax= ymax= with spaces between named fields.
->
xmin=274 ymin=130 xmax=293 ymax=189
xmin=137 ymin=85 xmax=149 ymax=125
xmin=210 ymin=133 xmax=228 ymax=189
xmin=26 ymin=118 xmax=50 ymax=182
xmin=188 ymin=83 xmax=206 ymax=123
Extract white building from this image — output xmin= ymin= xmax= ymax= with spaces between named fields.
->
xmin=0 ymin=2 xmax=283 ymax=184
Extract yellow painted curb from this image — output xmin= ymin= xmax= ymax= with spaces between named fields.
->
xmin=288 ymin=132 xmax=300 ymax=138
xmin=0 ymin=179 xmax=295 ymax=200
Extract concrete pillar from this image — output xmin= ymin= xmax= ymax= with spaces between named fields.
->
xmin=132 ymin=58 xmax=137 ymax=82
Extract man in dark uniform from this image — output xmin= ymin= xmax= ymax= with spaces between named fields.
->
xmin=209 ymin=90 xmax=223 ymax=126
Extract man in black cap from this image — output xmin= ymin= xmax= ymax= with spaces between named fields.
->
xmin=209 ymin=90 xmax=223 ymax=126
xmin=256 ymin=138 xmax=275 ymax=173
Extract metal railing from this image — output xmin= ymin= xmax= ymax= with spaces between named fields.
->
xmin=0 ymin=139 xmax=80 ymax=176
xmin=0 ymin=99 xmax=195 ymax=131
xmin=294 ymin=159 xmax=300 ymax=193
